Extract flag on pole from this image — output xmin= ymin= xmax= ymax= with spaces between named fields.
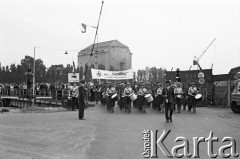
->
xmin=81 ymin=23 xmax=87 ymax=33
xmin=193 ymin=60 xmax=198 ymax=65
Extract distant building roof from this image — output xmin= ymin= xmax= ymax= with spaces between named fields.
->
xmin=213 ymin=74 xmax=229 ymax=81
xmin=80 ymin=40 xmax=129 ymax=55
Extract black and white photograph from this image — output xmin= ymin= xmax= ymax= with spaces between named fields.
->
xmin=0 ymin=0 xmax=240 ymax=158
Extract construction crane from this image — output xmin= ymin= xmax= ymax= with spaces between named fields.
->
xmin=192 ymin=38 xmax=216 ymax=71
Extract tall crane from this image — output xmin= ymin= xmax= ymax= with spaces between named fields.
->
xmin=192 ymin=38 xmax=216 ymax=71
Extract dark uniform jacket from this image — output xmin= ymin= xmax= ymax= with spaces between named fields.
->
xmin=162 ymin=86 xmax=175 ymax=103
xmin=78 ymin=84 xmax=85 ymax=101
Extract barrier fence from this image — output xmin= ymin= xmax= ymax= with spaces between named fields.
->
xmin=0 ymin=88 xmax=70 ymax=99
xmin=0 ymin=88 xmax=73 ymax=109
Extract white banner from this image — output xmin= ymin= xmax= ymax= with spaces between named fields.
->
xmin=91 ymin=69 xmax=133 ymax=80
xmin=68 ymin=73 xmax=79 ymax=82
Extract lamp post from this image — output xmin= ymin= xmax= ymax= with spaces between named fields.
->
xmin=32 ymin=46 xmax=36 ymax=107
xmin=32 ymin=46 xmax=79 ymax=108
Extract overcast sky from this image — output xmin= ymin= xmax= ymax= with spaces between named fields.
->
xmin=0 ymin=0 xmax=239 ymax=75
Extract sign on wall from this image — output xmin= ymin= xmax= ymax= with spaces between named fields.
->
xmin=68 ymin=73 xmax=79 ymax=83
xmin=91 ymin=69 xmax=133 ymax=80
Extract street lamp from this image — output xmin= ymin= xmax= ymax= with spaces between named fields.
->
xmin=32 ymin=47 xmax=36 ymax=107
xmin=32 ymin=47 xmax=79 ymax=108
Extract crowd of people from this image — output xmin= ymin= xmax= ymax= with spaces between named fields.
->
xmin=0 ymin=80 xmax=202 ymax=122
xmin=71 ymin=80 xmax=202 ymax=122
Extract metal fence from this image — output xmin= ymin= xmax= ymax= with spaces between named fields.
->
xmin=0 ymin=88 xmax=71 ymax=99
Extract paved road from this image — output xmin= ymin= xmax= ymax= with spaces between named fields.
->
xmin=0 ymin=104 xmax=240 ymax=159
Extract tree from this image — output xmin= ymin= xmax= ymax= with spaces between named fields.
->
xmin=20 ymin=56 xmax=46 ymax=83
xmin=98 ymin=64 xmax=105 ymax=70
xmin=35 ymin=59 xmax=46 ymax=83
xmin=16 ymin=64 xmax=24 ymax=83
xmin=1 ymin=66 xmax=6 ymax=83
xmin=46 ymin=64 xmax=64 ymax=83
xmin=150 ymin=67 xmax=158 ymax=82
xmin=110 ymin=65 xmax=114 ymax=71
xmin=10 ymin=64 xmax=17 ymax=83
xmin=5 ymin=66 xmax=10 ymax=83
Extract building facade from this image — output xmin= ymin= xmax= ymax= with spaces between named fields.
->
xmin=78 ymin=40 xmax=132 ymax=71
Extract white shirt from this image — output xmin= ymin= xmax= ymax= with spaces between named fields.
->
xmin=157 ymin=87 xmax=163 ymax=95
xmin=123 ymin=87 xmax=133 ymax=96
xmin=71 ymin=86 xmax=79 ymax=97
xmin=188 ymin=86 xmax=197 ymax=96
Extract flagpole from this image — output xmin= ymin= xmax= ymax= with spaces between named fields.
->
xmin=83 ymin=0 xmax=104 ymax=79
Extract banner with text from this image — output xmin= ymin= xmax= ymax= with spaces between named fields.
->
xmin=68 ymin=73 xmax=79 ymax=83
xmin=91 ymin=69 xmax=133 ymax=80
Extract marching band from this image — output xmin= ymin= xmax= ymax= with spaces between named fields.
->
xmin=69 ymin=80 xmax=203 ymax=121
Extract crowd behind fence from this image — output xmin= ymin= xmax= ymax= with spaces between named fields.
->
xmin=0 ymin=88 xmax=72 ymax=99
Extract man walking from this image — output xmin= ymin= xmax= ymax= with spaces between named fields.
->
xmin=162 ymin=80 xmax=175 ymax=122
xmin=78 ymin=80 xmax=85 ymax=120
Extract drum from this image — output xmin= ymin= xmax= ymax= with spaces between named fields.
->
xmin=111 ymin=93 xmax=118 ymax=101
xmin=128 ymin=93 xmax=137 ymax=101
xmin=145 ymin=94 xmax=153 ymax=103
xmin=177 ymin=94 xmax=182 ymax=99
xmin=195 ymin=94 xmax=202 ymax=102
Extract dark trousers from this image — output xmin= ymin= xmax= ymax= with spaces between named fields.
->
xmin=72 ymin=97 xmax=78 ymax=110
xmin=119 ymin=96 xmax=125 ymax=109
xmin=152 ymin=95 xmax=156 ymax=109
xmin=155 ymin=95 xmax=163 ymax=111
xmin=78 ymin=100 xmax=85 ymax=119
xmin=188 ymin=96 xmax=196 ymax=111
xmin=165 ymin=102 xmax=173 ymax=120
xmin=124 ymin=97 xmax=131 ymax=111
xmin=176 ymin=98 xmax=182 ymax=112
xmin=138 ymin=95 xmax=145 ymax=111
xmin=95 ymin=92 xmax=100 ymax=102
xmin=107 ymin=96 xmax=115 ymax=110
xmin=133 ymin=98 xmax=138 ymax=107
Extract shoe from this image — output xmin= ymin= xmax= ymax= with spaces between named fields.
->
xmin=79 ymin=118 xmax=85 ymax=120
xmin=166 ymin=119 xmax=169 ymax=122
xmin=170 ymin=119 xmax=173 ymax=122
